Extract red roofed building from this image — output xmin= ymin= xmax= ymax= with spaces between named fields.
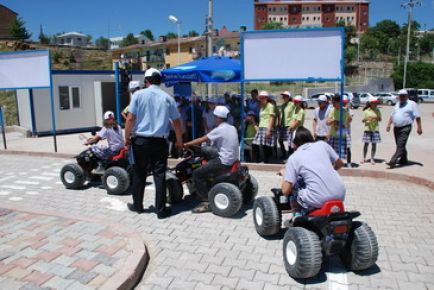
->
xmin=254 ymin=0 xmax=369 ymax=33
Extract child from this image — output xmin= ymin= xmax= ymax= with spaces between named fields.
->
xmin=342 ymin=95 xmax=354 ymax=167
xmin=327 ymin=95 xmax=352 ymax=163
xmin=244 ymin=111 xmax=258 ymax=162
xmin=361 ymin=97 xmax=382 ymax=165
xmin=84 ymin=111 xmax=124 ymax=173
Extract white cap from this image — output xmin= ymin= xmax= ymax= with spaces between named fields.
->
xmin=343 ymin=95 xmax=349 ymax=102
xmin=398 ymin=89 xmax=408 ymax=95
xmin=318 ymin=95 xmax=328 ymax=102
xmin=104 ymin=111 xmax=115 ymax=120
xmin=128 ymin=81 xmax=141 ymax=91
xmin=259 ymin=90 xmax=269 ymax=97
xmin=144 ymin=68 xmax=161 ymax=78
xmin=280 ymin=91 xmax=291 ymax=97
xmin=213 ymin=106 xmax=230 ymax=119
xmin=368 ymin=96 xmax=379 ymax=103
xmin=293 ymin=95 xmax=303 ymax=102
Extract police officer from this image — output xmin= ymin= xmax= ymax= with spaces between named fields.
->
xmin=124 ymin=68 xmax=183 ymax=219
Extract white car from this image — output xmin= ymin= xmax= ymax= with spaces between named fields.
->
xmin=417 ymin=89 xmax=434 ymax=103
xmin=358 ymin=93 xmax=376 ymax=104
xmin=374 ymin=93 xmax=397 ymax=106
xmin=305 ymin=93 xmax=334 ymax=109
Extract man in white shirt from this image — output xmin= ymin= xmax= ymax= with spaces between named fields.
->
xmin=386 ymin=89 xmax=423 ymax=169
xmin=184 ymin=106 xmax=240 ymax=213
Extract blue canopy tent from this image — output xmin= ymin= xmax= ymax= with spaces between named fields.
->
xmin=162 ymin=56 xmax=246 ymax=159
xmin=162 ymin=56 xmax=241 ymax=86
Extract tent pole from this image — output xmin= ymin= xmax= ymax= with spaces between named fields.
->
xmin=0 ymin=106 xmax=6 ymax=150
xmin=240 ymin=82 xmax=245 ymax=162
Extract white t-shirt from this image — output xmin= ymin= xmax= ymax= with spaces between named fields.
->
xmin=314 ymin=105 xmax=331 ymax=137
xmin=284 ymin=141 xmax=345 ymax=208
xmin=97 ymin=125 xmax=124 ymax=153
xmin=207 ymin=122 xmax=239 ymax=165
xmin=392 ymin=100 xmax=420 ymax=127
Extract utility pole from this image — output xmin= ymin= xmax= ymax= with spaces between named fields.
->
xmin=207 ymin=0 xmax=214 ymax=98
xmin=401 ymin=0 xmax=421 ymax=89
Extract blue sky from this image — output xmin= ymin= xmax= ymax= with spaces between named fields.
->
xmin=2 ymin=0 xmax=434 ymax=40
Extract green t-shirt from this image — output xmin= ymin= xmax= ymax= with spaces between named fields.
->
xmin=363 ymin=107 xmax=381 ymax=132
xmin=290 ymin=107 xmax=305 ymax=129
xmin=281 ymin=102 xmax=295 ymax=127
xmin=328 ymin=107 xmax=349 ymax=137
xmin=259 ymin=102 xmax=276 ymax=128
xmin=245 ymin=123 xmax=257 ymax=146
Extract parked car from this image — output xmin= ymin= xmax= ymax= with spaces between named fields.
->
xmin=374 ymin=92 xmax=398 ymax=106
xmin=358 ymin=92 xmax=376 ymax=104
xmin=305 ymin=93 xmax=334 ymax=109
xmin=343 ymin=92 xmax=360 ymax=109
xmin=417 ymin=89 xmax=434 ymax=103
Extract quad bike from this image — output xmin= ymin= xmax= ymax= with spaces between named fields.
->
xmin=60 ymin=138 xmax=181 ymax=202
xmin=166 ymin=145 xmax=259 ymax=217
xmin=60 ymin=146 xmax=132 ymax=195
xmin=253 ymin=189 xmax=378 ymax=279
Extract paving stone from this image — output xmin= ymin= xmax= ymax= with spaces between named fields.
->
xmin=206 ymin=264 xmax=231 ymax=277
xmin=187 ymin=271 xmax=214 ymax=284
xmin=67 ymin=269 xmax=97 ymax=284
xmin=212 ymin=274 xmax=239 ymax=289
xmin=229 ymin=267 xmax=255 ymax=280
xmin=43 ymin=276 xmax=75 ymax=290
xmin=237 ymin=278 xmax=265 ymax=290
xmin=0 ymin=277 xmax=26 ymax=289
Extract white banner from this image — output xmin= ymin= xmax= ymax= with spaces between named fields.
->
xmin=0 ymin=50 xmax=51 ymax=89
xmin=242 ymin=29 xmax=343 ymax=82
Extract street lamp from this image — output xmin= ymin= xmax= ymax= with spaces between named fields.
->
xmin=401 ymin=0 xmax=421 ymax=89
xmin=168 ymin=15 xmax=181 ymax=65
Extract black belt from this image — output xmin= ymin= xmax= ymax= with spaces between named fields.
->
xmin=134 ymin=135 xmax=166 ymax=140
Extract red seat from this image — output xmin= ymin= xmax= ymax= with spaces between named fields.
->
xmin=309 ymin=200 xmax=345 ymax=216
xmin=110 ymin=148 xmax=128 ymax=161
xmin=230 ymin=160 xmax=240 ymax=173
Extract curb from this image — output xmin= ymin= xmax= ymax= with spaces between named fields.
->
xmin=0 ymin=204 xmax=149 ymax=290
xmin=2 ymin=150 xmax=433 ymax=191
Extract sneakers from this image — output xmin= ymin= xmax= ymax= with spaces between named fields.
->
xmin=127 ymin=203 xmax=144 ymax=214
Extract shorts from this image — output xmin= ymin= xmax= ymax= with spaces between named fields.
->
xmin=362 ymin=131 xmax=381 ymax=144
xmin=252 ymin=127 xmax=276 ymax=147
xmin=91 ymin=145 xmax=119 ymax=160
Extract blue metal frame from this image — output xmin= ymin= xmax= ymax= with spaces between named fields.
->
xmin=240 ymin=27 xmax=346 ymax=160
xmin=51 ymin=69 xmax=145 ymax=75
xmin=240 ymin=27 xmax=345 ymax=83
xmin=338 ymin=28 xmax=346 ymax=160
xmin=29 ymin=89 xmax=37 ymax=136
xmin=0 ymin=49 xmax=58 ymax=152
xmin=114 ymin=62 xmax=122 ymax=124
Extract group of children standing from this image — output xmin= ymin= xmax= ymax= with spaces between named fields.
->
xmin=246 ymin=90 xmax=383 ymax=166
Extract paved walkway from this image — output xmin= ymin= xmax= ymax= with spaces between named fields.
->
xmin=0 ymin=154 xmax=433 ymax=289
xmin=1 ymin=103 xmax=434 ymax=182
xmin=0 ymin=206 xmax=147 ymax=290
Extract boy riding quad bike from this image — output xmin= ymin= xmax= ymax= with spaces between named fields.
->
xmin=60 ymin=138 xmax=132 ymax=195
xmin=253 ymin=127 xmax=378 ymax=279
xmin=174 ymin=105 xmax=258 ymax=217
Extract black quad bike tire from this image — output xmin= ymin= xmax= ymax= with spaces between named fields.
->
xmin=102 ymin=166 xmax=130 ymax=195
xmin=60 ymin=163 xmax=85 ymax=189
xmin=253 ymin=196 xmax=281 ymax=236
xmin=340 ymin=222 xmax=379 ymax=271
xmin=166 ymin=178 xmax=184 ymax=204
xmin=243 ymin=175 xmax=259 ymax=204
xmin=208 ymin=183 xmax=243 ymax=217
xmin=283 ymin=227 xmax=323 ymax=279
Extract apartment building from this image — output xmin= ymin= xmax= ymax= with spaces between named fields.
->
xmin=254 ymin=0 xmax=369 ymax=33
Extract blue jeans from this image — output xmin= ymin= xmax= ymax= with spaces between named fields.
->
xmin=290 ymin=177 xmax=316 ymax=215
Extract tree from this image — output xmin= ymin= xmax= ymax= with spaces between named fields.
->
xmin=417 ymin=33 xmax=434 ymax=55
xmin=9 ymin=17 xmax=32 ymax=40
xmin=38 ymin=31 xmax=50 ymax=44
xmin=121 ymin=33 xmax=138 ymax=47
xmin=140 ymin=29 xmax=154 ymax=41
xmin=336 ymin=21 xmax=356 ymax=47
xmin=188 ymin=30 xmax=199 ymax=37
xmin=360 ymin=33 xmax=380 ymax=60
xmin=95 ymin=37 xmax=110 ymax=50
xmin=366 ymin=20 xmax=401 ymax=54
xmin=261 ymin=22 xmax=283 ymax=30
xmin=86 ymin=34 xmax=93 ymax=45
xmin=165 ymin=32 xmax=178 ymax=39
xmin=392 ymin=62 xmax=434 ymax=89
